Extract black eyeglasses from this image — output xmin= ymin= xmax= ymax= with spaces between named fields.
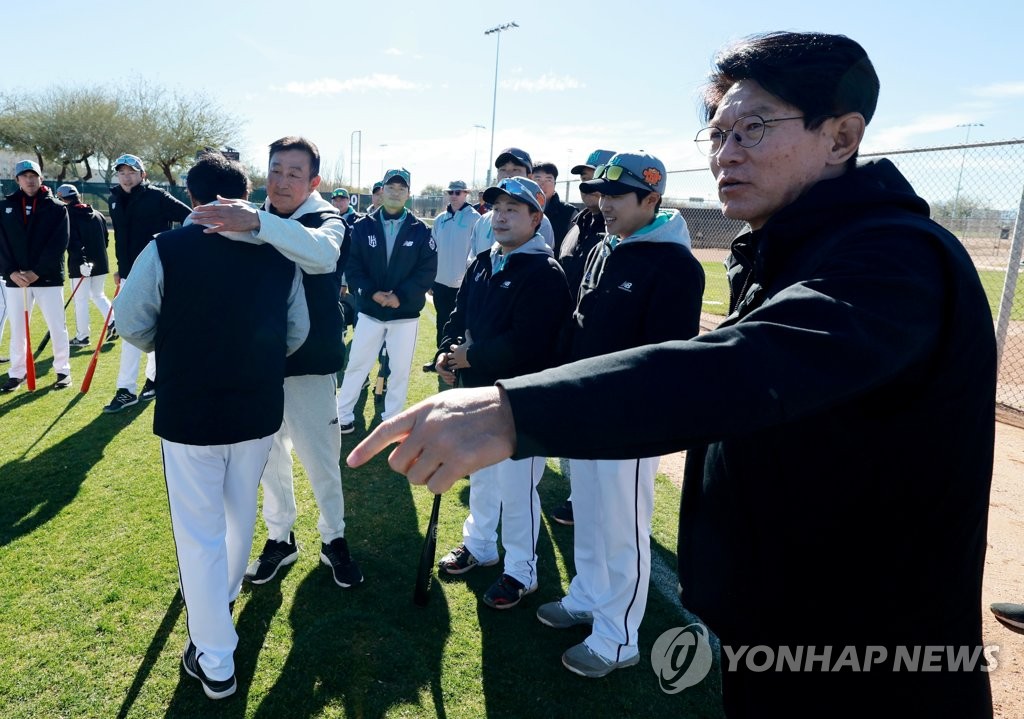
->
xmin=447 ymin=190 xmax=464 ymax=195
xmin=694 ymin=114 xmax=804 ymax=156
xmin=592 ymin=163 xmax=658 ymax=191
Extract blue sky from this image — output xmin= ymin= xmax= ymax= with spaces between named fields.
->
xmin=5 ymin=0 xmax=1023 ymax=202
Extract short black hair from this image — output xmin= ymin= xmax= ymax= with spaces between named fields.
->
xmin=532 ymin=162 xmax=559 ymax=179
xmin=186 ymin=151 xmax=249 ymax=205
xmin=702 ymin=32 xmax=879 ymax=130
xmin=268 ymin=136 xmax=321 ymax=179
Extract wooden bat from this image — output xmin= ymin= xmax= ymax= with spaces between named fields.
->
xmin=413 ymin=493 xmax=443 ymax=607
xmin=80 ymin=280 xmax=119 ymax=394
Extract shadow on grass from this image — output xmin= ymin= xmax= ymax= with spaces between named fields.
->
xmin=0 ymin=393 xmax=138 ymax=548
xmin=116 ymin=590 xmax=184 ymax=719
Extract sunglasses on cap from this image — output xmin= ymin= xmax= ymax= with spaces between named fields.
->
xmin=593 ymin=163 xmax=657 ymax=191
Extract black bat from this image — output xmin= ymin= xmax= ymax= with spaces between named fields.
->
xmin=413 ymin=493 xmax=442 ymax=606
xmin=35 ymin=276 xmax=84 ymax=359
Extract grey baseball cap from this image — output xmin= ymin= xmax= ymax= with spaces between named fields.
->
xmin=447 ymin=180 xmax=468 ymax=191
xmin=579 ymin=151 xmax=667 ymax=195
xmin=56 ymin=184 xmax=80 ymax=199
xmin=14 ymin=160 xmax=42 ymax=177
xmin=482 ymin=176 xmax=546 ymax=212
xmin=571 ymin=149 xmax=616 ymax=175
xmin=114 ymin=153 xmax=145 ymax=172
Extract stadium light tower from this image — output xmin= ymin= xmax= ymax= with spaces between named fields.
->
xmin=952 ymin=123 xmax=983 ymax=220
xmin=484 ymin=21 xmax=519 ymax=187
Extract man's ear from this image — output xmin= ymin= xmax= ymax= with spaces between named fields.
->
xmin=310 ymin=174 xmax=322 ymax=191
xmin=645 ymin=192 xmax=662 ymax=211
xmin=826 ymin=112 xmax=866 ymax=166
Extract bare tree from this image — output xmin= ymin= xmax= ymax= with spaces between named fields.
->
xmin=148 ymin=89 xmax=242 ymax=186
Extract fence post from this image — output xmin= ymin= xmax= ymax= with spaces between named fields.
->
xmin=994 ymin=181 xmax=1024 ymax=371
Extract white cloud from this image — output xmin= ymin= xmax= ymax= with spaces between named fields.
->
xmin=501 ymin=74 xmax=585 ymax=92
xmin=276 ymin=74 xmax=426 ymax=95
xmin=384 ymin=48 xmax=403 ymax=56
xmin=972 ymin=82 xmax=1024 ymax=98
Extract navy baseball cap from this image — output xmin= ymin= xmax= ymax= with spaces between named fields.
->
xmin=114 ymin=154 xmax=145 ymax=172
xmin=382 ymin=168 xmax=410 ymax=187
xmin=571 ymin=149 xmax=616 ymax=175
xmin=494 ymin=147 xmax=532 ymax=174
xmin=14 ymin=160 xmax=41 ymax=177
xmin=482 ymin=176 xmax=546 ymax=212
xmin=579 ymin=151 xmax=667 ymax=196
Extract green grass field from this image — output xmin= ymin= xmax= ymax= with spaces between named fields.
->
xmin=0 ymin=281 xmax=725 ymax=718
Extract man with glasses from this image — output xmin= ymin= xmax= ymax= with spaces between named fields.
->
xmin=423 ymin=180 xmax=480 ymax=371
xmin=350 ymin=32 xmax=996 ymax=717
xmin=103 ymin=153 xmax=191 ymax=412
xmin=433 ymin=176 xmax=571 ymax=610
xmin=336 ymin=168 xmax=437 ymax=433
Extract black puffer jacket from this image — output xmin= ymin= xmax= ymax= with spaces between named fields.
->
xmin=108 ymin=182 xmax=190 ymax=277
xmin=0 ymin=186 xmax=69 ymax=287
xmin=67 ymin=202 xmax=110 ymax=277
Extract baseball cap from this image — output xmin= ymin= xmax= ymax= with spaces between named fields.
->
xmin=494 ymin=147 xmax=533 ymax=174
xmin=447 ymin=180 xmax=468 ymax=192
xmin=579 ymin=151 xmax=666 ymax=196
xmin=56 ymin=184 xmax=80 ymax=199
xmin=571 ymin=149 xmax=616 ymax=175
xmin=14 ymin=160 xmax=42 ymax=177
xmin=372 ymin=181 xmax=384 ymax=192
xmin=382 ymin=168 xmax=410 ymax=187
xmin=331 ymin=187 xmax=350 ymax=198
xmin=482 ymin=176 xmax=546 ymax=212
xmin=113 ymin=154 xmax=145 ymax=173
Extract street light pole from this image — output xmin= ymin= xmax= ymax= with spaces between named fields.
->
xmin=379 ymin=143 xmax=388 ymax=178
xmin=952 ymin=122 xmax=983 ymax=220
xmin=484 ymin=21 xmax=518 ymax=187
xmin=350 ymin=130 xmax=361 ymax=191
xmin=472 ymin=124 xmax=485 ymax=189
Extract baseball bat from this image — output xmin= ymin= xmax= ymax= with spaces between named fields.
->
xmin=413 ymin=493 xmax=443 ymax=607
xmin=35 ymin=276 xmax=85 ymax=359
xmin=80 ymin=280 xmax=119 ymax=394
xmin=23 ymin=287 xmax=36 ymax=391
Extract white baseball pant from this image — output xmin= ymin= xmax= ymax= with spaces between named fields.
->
xmin=261 ymin=373 xmax=346 ymax=543
xmin=5 ymin=284 xmax=70 ymax=377
xmin=116 ymin=339 xmax=155 ymax=393
xmin=72 ymin=275 xmax=111 ymax=340
xmin=161 ymin=435 xmax=273 ymax=682
xmin=462 ymin=455 xmax=545 ymax=589
xmin=562 ymin=456 xmax=659 ymax=663
xmin=336 ymin=313 xmax=418 ymax=423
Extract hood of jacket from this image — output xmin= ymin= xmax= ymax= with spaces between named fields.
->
xmin=613 ymin=209 xmax=691 ymax=249
xmin=264 ymin=190 xmax=336 ymax=220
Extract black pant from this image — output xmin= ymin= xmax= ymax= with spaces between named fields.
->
xmin=432 ymin=283 xmax=459 ymax=349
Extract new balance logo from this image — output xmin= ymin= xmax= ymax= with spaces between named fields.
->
xmin=403 ymin=240 xmax=414 ymax=246
xmin=618 ymin=281 xmax=634 ymax=292
xmin=501 ymin=280 xmax=512 ymax=288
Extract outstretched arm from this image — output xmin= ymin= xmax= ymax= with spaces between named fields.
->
xmin=347 ymin=386 xmax=516 ymax=494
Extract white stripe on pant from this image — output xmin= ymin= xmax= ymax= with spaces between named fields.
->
xmin=261 ymin=374 xmax=346 ymax=543
xmin=161 ymin=435 xmax=273 ymax=682
xmin=336 ymin=313 xmax=418 ymax=423
xmin=5 ymin=284 xmax=70 ymax=378
xmin=462 ymin=456 xmax=545 ymax=589
xmin=562 ymin=457 xmax=658 ymax=663
xmin=72 ymin=275 xmax=111 ymax=340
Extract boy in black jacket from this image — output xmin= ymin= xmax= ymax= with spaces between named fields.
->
xmin=55 ymin=184 xmax=112 ymax=347
xmin=434 ymin=177 xmax=571 ymax=609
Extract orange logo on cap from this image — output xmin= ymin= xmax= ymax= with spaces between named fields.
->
xmin=536 ymin=191 xmax=546 ymax=208
xmin=643 ymin=168 xmax=663 ymax=187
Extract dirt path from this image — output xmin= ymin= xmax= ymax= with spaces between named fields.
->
xmin=658 ymin=421 xmax=1024 ymax=717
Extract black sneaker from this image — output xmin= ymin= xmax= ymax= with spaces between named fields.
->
xmin=140 ymin=378 xmax=157 ymax=401
xmin=482 ymin=574 xmax=536 ymax=610
xmin=340 ymin=422 xmax=355 ymax=435
xmin=69 ymin=336 xmax=90 ymax=348
xmin=55 ymin=373 xmax=72 ymax=389
xmin=991 ymin=603 xmax=1024 ymax=630
xmin=1 ymin=376 xmax=24 ymax=393
xmin=320 ymin=537 xmax=364 ymax=588
xmin=181 ymin=640 xmax=236 ymax=700
xmin=103 ymin=388 xmax=138 ymax=413
xmin=244 ymin=532 xmax=299 ymax=585
xmin=551 ymin=500 xmax=574 ymax=526
xmin=105 ymin=322 xmax=118 ymax=342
